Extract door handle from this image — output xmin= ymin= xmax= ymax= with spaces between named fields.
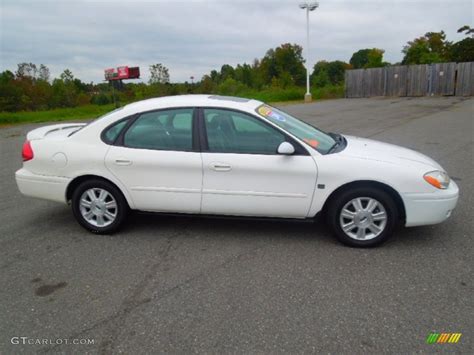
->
xmin=210 ymin=163 xmax=231 ymax=172
xmin=114 ymin=159 xmax=132 ymax=166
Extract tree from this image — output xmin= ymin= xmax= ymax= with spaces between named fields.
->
xmin=209 ymin=70 xmax=219 ymax=83
xmin=15 ymin=63 xmax=37 ymax=79
xmin=198 ymin=75 xmax=215 ymax=93
xmin=350 ymin=48 xmax=385 ymax=69
xmin=38 ymin=64 xmax=50 ymax=82
xmin=457 ymin=25 xmax=474 ymax=36
xmin=234 ymin=63 xmax=254 ymax=88
xmin=260 ymin=43 xmax=306 ymax=86
xmin=366 ymin=49 xmax=385 ymax=68
xmin=450 ymin=26 xmax=474 ymax=62
xmin=149 ymin=63 xmax=170 ymax=84
xmin=311 ymin=60 xmax=352 ymax=87
xmin=60 ymin=69 xmax=74 ymax=82
xmin=220 ymin=64 xmax=235 ymax=81
xmin=401 ymin=31 xmax=451 ymax=64
xmin=52 ymin=69 xmax=79 ymax=107
xmin=349 ymin=49 xmax=370 ymax=69
xmin=0 ymin=70 xmax=23 ymax=111
xmin=312 ymin=65 xmax=329 ymax=87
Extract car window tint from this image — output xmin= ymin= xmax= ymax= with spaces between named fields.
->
xmin=231 ymin=114 xmax=268 ymax=133
xmin=204 ymin=109 xmax=285 ymax=154
xmin=172 ymin=113 xmax=192 ymax=130
xmin=124 ymin=108 xmax=193 ymax=151
xmin=103 ymin=118 xmax=130 ymax=144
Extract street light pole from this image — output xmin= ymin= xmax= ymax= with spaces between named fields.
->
xmin=299 ymin=2 xmax=319 ymax=102
xmin=305 ymin=6 xmax=310 ymax=100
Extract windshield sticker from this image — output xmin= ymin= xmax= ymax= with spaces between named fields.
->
xmin=270 ymin=111 xmax=286 ymax=122
xmin=303 ymin=138 xmax=320 ymax=148
xmin=257 ymin=105 xmax=272 ymax=116
xmin=257 ymin=105 xmax=286 ymax=122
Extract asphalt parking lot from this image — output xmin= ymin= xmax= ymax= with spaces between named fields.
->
xmin=0 ymin=97 xmax=472 ymax=353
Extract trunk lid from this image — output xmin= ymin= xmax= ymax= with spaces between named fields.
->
xmin=26 ymin=123 xmax=87 ymax=141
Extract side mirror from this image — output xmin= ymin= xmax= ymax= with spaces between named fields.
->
xmin=277 ymin=142 xmax=295 ymax=155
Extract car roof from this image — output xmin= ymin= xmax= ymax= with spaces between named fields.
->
xmin=122 ymin=95 xmax=264 ymax=114
xmin=75 ymin=95 xmax=267 ymax=140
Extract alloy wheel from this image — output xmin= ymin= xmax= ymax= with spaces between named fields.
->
xmin=339 ymin=197 xmax=387 ymax=240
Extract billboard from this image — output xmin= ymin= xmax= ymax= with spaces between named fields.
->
xmin=104 ymin=66 xmax=140 ymax=81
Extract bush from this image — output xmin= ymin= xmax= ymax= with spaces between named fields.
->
xmin=217 ymin=78 xmax=249 ymax=96
xmin=91 ymin=93 xmax=111 ymax=105
xmin=312 ymin=84 xmax=345 ymax=100
xmin=245 ymin=87 xmax=305 ymax=102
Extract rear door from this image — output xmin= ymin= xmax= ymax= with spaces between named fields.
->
xmin=199 ymin=108 xmax=318 ymax=218
xmin=105 ymin=107 xmax=203 ymax=213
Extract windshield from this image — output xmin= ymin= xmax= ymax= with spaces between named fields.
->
xmin=255 ymin=104 xmax=336 ymax=154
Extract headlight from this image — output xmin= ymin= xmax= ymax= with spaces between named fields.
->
xmin=424 ymin=170 xmax=450 ymax=189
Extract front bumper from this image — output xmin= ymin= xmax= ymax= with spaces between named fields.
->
xmin=15 ymin=168 xmax=70 ymax=204
xmin=402 ymin=180 xmax=459 ymax=227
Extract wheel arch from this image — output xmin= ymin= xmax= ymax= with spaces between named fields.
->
xmin=321 ymin=180 xmax=406 ymax=222
xmin=66 ymin=174 xmax=133 ymax=209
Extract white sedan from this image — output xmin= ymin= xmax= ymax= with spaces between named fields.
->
xmin=15 ymin=95 xmax=459 ymax=247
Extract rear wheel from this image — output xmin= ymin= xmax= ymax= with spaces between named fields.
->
xmin=72 ymin=179 xmax=128 ymax=234
xmin=327 ymin=187 xmax=398 ymax=247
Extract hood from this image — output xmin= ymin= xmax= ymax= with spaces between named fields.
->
xmin=339 ymin=135 xmax=443 ymax=170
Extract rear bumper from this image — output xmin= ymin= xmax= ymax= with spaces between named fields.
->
xmin=403 ymin=180 xmax=459 ymax=227
xmin=15 ymin=168 xmax=70 ymax=204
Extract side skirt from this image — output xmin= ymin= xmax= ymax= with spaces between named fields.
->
xmin=133 ymin=210 xmax=320 ymax=224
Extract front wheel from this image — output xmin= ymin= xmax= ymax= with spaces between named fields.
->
xmin=327 ymin=187 xmax=398 ymax=247
xmin=71 ymin=179 xmax=128 ymax=234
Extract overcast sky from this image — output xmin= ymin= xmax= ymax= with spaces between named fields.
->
xmin=1 ymin=0 xmax=472 ymax=83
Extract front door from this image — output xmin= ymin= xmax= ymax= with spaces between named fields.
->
xmin=200 ymin=108 xmax=317 ymax=218
xmin=105 ymin=107 xmax=202 ymax=213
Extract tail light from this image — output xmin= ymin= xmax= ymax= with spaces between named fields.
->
xmin=22 ymin=140 xmax=34 ymax=161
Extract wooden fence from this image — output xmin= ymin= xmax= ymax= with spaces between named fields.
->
xmin=345 ymin=62 xmax=474 ymax=98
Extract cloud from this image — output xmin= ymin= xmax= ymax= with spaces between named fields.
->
xmin=1 ymin=0 xmax=471 ymax=83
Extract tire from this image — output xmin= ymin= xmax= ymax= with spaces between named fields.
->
xmin=71 ymin=179 xmax=128 ymax=234
xmin=326 ymin=186 xmax=398 ymax=247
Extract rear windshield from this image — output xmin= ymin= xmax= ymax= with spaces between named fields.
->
xmin=69 ymin=107 xmax=124 ymax=137
xmin=102 ymin=118 xmax=130 ymax=144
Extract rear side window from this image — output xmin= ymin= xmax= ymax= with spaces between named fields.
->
xmin=103 ymin=119 xmax=130 ymax=144
xmin=123 ymin=108 xmax=194 ymax=151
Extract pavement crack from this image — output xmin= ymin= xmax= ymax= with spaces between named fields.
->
xmin=98 ymin=226 xmax=188 ymax=354
xmin=147 ymin=243 xmax=268 ymax=304
xmin=37 ymin=224 xmax=189 ymax=354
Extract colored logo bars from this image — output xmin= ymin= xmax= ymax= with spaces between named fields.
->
xmin=426 ymin=333 xmax=462 ymax=344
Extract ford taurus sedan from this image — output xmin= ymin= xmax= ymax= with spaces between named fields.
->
xmin=15 ymin=95 xmax=459 ymax=247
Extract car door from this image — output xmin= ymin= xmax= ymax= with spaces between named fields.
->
xmin=200 ymin=108 xmax=318 ymax=218
xmin=105 ymin=107 xmax=203 ymax=213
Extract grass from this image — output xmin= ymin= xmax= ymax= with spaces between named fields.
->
xmin=240 ymin=85 xmax=344 ymax=103
xmin=0 ymin=85 xmax=345 ymax=126
xmin=0 ymin=104 xmax=116 ymax=125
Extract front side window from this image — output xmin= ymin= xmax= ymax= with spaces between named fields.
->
xmin=204 ymin=109 xmax=285 ymax=154
xmin=123 ymin=108 xmax=193 ymax=151
xmin=256 ymin=104 xmax=336 ymax=154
